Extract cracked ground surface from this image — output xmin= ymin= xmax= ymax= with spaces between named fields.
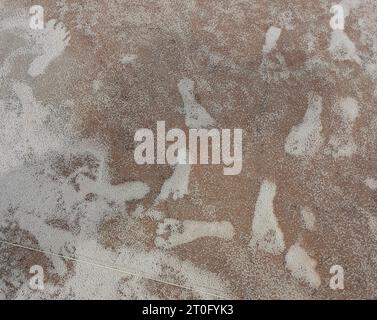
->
xmin=1 ymin=0 xmax=377 ymax=299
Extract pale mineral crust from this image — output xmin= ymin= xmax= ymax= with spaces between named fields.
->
xmin=0 ymin=0 xmax=377 ymax=299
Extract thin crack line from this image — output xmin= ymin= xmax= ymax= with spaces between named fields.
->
xmin=0 ymin=239 xmax=231 ymax=300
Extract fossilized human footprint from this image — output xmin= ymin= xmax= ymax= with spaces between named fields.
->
xmin=155 ymin=218 xmax=234 ymax=248
xmin=249 ymin=179 xmax=285 ymax=255
xmin=285 ymin=93 xmax=323 ymax=157
xmin=155 ymin=149 xmax=191 ymax=202
xmin=28 ymin=19 xmax=70 ymax=77
xmin=178 ymin=78 xmax=215 ymax=129
xmin=328 ymin=97 xmax=359 ymax=158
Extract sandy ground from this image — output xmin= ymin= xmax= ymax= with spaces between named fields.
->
xmin=1 ymin=0 xmax=377 ymax=299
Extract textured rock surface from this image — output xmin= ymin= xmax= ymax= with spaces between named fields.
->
xmin=1 ymin=0 xmax=377 ymax=299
